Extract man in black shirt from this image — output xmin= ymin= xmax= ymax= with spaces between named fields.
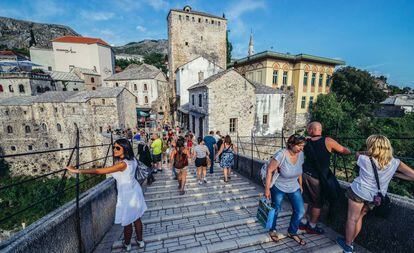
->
xmin=300 ymin=121 xmax=350 ymax=234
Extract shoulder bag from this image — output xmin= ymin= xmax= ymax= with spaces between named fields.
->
xmin=369 ymin=157 xmax=392 ymax=218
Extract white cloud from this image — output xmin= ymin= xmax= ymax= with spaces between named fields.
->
xmin=81 ymin=11 xmax=115 ymax=21
xmin=114 ymin=0 xmax=142 ymax=11
xmin=225 ymin=0 xmax=266 ymax=38
xmin=145 ymin=0 xmax=170 ymax=11
xmin=136 ymin=25 xmax=147 ymax=32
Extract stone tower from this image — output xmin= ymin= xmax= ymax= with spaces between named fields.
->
xmin=248 ymin=30 xmax=254 ymax=56
xmin=167 ymin=5 xmax=227 ymax=107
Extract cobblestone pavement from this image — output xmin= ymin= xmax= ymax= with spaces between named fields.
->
xmin=93 ymin=164 xmax=362 ymax=253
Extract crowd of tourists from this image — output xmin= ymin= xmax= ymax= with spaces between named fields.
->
xmin=263 ymin=121 xmax=414 ymax=252
xmin=65 ymin=122 xmax=414 ymax=252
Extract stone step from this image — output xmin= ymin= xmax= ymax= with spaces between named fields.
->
xmin=145 ymin=186 xmax=256 ymax=202
xmin=143 ymin=201 xmax=258 ymax=224
xmin=117 ymin=215 xmax=292 ymax=252
xmin=113 ymin=214 xmax=290 ymax=251
xmin=142 ymin=205 xmax=259 ymax=237
xmin=144 ymin=177 xmax=244 ymax=191
xmin=150 ymin=172 xmax=237 ymax=183
xmin=146 ymin=192 xmax=262 ymax=211
xmin=144 ymin=181 xmax=250 ymax=196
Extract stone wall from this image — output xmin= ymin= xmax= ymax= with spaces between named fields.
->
xmin=208 ymin=71 xmax=256 ymax=137
xmin=0 ymin=89 xmax=136 ymax=176
xmin=0 ymin=178 xmax=117 ymax=253
xmin=0 ymin=73 xmax=54 ymax=99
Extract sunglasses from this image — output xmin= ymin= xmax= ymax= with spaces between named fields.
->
xmin=113 ymin=146 xmax=122 ymax=151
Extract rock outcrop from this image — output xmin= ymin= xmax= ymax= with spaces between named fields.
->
xmin=113 ymin=39 xmax=168 ymax=56
xmin=0 ymin=16 xmax=79 ymax=49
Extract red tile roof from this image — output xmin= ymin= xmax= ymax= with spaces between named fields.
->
xmin=0 ymin=50 xmax=16 ymax=56
xmin=52 ymin=36 xmax=110 ymax=46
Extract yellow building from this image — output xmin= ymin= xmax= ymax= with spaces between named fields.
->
xmin=230 ymin=51 xmax=345 ymax=126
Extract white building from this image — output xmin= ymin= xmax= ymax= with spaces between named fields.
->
xmin=254 ymin=83 xmax=286 ymax=135
xmin=104 ymin=63 xmax=170 ymax=119
xmin=29 ymin=47 xmax=55 ymax=71
xmin=52 ymin=36 xmax=115 ymax=80
xmin=115 ymin=53 xmax=144 ymax=62
xmin=175 ymin=56 xmax=223 ymax=106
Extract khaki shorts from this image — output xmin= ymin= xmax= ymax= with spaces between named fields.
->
xmin=345 ymin=187 xmax=375 ymax=210
xmin=302 ymin=173 xmax=324 ymax=208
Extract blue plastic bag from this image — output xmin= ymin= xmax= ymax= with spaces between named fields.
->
xmin=257 ymin=197 xmax=275 ymax=230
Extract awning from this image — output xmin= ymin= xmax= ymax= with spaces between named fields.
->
xmin=136 ymin=108 xmax=150 ymax=117
xmin=189 ymin=110 xmax=206 ymax=118
xmin=178 ymin=103 xmax=189 ymax=114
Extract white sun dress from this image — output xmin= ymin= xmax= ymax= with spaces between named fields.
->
xmin=111 ymin=158 xmax=147 ymax=226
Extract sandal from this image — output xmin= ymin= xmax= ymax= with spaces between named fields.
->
xmin=287 ymin=233 xmax=306 ymax=245
xmin=269 ymin=231 xmax=280 ymax=242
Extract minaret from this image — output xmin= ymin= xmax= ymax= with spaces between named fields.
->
xmin=248 ymin=30 xmax=254 ymax=56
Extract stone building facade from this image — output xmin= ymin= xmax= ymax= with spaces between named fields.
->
xmin=0 ymin=72 xmax=55 ymax=99
xmin=104 ymin=63 xmax=171 ymax=123
xmin=0 ymin=87 xmax=137 ymax=176
xmin=70 ymin=67 xmax=102 ymax=90
xmin=167 ymin=5 xmax=227 ymax=102
xmin=230 ymin=51 xmax=345 ymax=129
xmin=187 ymin=69 xmax=257 ymax=138
xmin=47 ymin=71 xmax=85 ymax=91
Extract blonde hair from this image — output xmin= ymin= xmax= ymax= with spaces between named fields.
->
xmin=366 ymin=135 xmax=393 ymax=170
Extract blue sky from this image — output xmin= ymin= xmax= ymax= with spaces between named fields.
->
xmin=1 ymin=0 xmax=414 ymax=87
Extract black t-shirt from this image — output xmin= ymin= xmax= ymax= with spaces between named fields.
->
xmin=303 ymin=137 xmax=332 ymax=178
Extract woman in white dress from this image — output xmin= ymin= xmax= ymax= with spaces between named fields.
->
xmin=67 ymin=138 xmax=147 ymax=251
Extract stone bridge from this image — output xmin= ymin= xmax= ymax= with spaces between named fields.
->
xmin=96 ymin=165 xmax=352 ymax=253
xmin=2 ymin=156 xmax=413 ymax=253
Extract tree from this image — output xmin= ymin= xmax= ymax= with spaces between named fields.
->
xmin=143 ymin=53 xmax=167 ymax=73
xmin=331 ymin=66 xmax=387 ymax=115
xmin=115 ymin=58 xmax=141 ymax=70
xmin=226 ymin=30 xmax=233 ymax=65
xmin=310 ymin=93 xmax=355 ymax=136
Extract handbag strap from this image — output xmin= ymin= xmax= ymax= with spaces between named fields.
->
xmin=369 ymin=157 xmax=381 ymax=192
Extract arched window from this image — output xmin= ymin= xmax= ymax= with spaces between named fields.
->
xmin=25 ymin=125 xmax=31 ymax=133
xmin=91 ymin=77 xmax=95 ymax=83
xmin=11 ymin=146 xmax=16 ymax=151
xmin=36 ymin=86 xmax=42 ymax=93
xmin=135 ymin=97 xmax=138 ymax=103
xmin=6 ymin=126 xmax=13 ymax=133
xmin=57 ymin=123 xmax=62 ymax=132
xmin=102 ymin=99 xmax=105 ymax=105
xmin=0 ymin=84 xmax=3 ymax=92
xmin=9 ymin=85 xmax=14 ymax=92
xmin=92 ymin=87 xmax=96 ymax=90
xmin=144 ymin=83 xmax=148 ymax=91
xmin=18 ymin=84 xmax=25 ymax=93
xmin=115 ymin=82 xmax=119 ymax=87
xmin=41 ymin=123 xmax=47 ymax=131
xmin=144 ymin=96 xmax=148 ymax=104
xmin=134 ymin=83 xmax=137 ymax=90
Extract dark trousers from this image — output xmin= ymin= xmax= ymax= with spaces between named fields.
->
xmin=209 ymin=149 xmax=215 ymax=174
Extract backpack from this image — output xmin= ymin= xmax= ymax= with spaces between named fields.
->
xmin=174 ymin=150 xmax=188 ymax=169
xmin=259 ymin=149 xmax=284 ymax=187
xmin=135 ymin=159 xmax=153 ymax=184
xmin=161 ymin=139 xmax=168 ymax=153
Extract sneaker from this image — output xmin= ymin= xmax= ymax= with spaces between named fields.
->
xmin=298 ymin=221 xmax=307 ymax=231
xmin=336 ymin=237 xmax=353 ymax=253
xmin=198 ymin=180 xmax=203 ymax=185
xmin=179 ymin=190 xmax=185 ymax=195
xmin=303 ymin=223 xmax=325 ymax=234
xmin=203 ymin=179 xmax=207 ymax=184
xmin=122 ymin=241 xmax=131 ymax=251
xmin=136 ymin=240 xmax=145 ymax=248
